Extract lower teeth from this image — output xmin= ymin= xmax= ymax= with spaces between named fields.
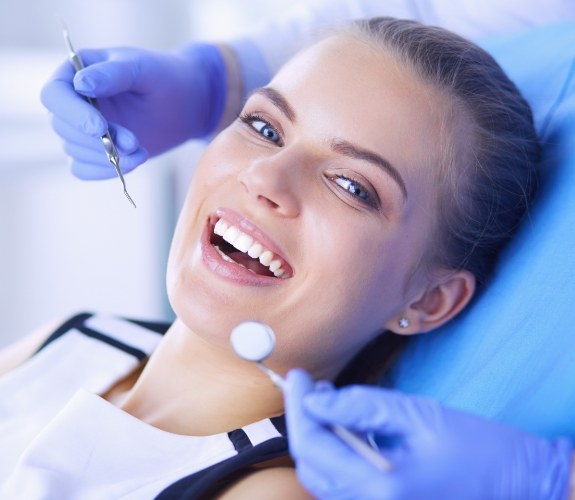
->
xmin=215 ymin=245 xmax=235 ymax=263
xmin=214 ymin=245 xmax=257 ymax=274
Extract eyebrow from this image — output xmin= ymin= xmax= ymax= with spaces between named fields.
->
xmin=250 ymin=87 xmax=407 ymax=200
xmin=331 ymin=139 xmax=408 ymax=201
xmin=249 ymin=87 xmax=297 ymax=122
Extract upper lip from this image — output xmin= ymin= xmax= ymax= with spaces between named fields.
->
xmin=210 ymin=207 xmax=294 ymax=277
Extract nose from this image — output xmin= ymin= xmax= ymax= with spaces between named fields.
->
xmin=237 ymin=148 xmax=303 ymax=217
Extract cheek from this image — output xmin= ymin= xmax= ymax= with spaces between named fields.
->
xmin=190 ymin=123 xmax=255 ymax=182
xmin=335 ymin=242 xmax=399 ymax=312
xmin=271 ymin=238 xmax=405 ymax=376
xmin=311 ymin=218 xmax=410 ymax=321
xmin=187 ymin=143 xmax=236 ymax=196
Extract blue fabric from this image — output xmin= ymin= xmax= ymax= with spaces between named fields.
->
xmin=390 ymin=20 xmax=575 ymax=440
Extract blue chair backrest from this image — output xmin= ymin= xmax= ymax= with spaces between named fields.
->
xmin=390 ymin=20 xmax=575 ymax=440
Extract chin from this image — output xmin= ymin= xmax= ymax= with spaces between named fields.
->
xmin=166 ymin=267 xmax=249 ymax=345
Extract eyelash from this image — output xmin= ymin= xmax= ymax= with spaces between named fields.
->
xmin=238 ymin=111 xmax=379 ymax=209
xmin=239 ymin=112 xmax=283 ymax=146
xmin=332 ymin=175 xmax=378 ymax=209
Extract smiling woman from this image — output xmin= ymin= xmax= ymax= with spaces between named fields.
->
xmin=0 ymin=17 xmax=538 ymax=499
xmin=167 ymin=31 xmax=466 ymax=384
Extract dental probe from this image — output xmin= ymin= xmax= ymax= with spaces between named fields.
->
xmin=230 ymin=321 xmax=392 ymax=472
xmin=61 ymin=24 xmax=136 ymax=208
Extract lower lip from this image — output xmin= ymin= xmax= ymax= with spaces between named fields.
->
xmin=200 ymin=220 xmax=283 ymax=287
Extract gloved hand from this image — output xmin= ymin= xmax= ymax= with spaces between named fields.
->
xmin=40 ymin=43 xmax=227 ymax=179
xmin=285 ymin=369 xmax=573 ymax=500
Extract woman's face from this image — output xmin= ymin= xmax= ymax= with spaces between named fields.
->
xmin=167 ymin=35 xmax=452 ymax=378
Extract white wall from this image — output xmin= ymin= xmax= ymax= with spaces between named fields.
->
xmin=0 ymin=50 xmax=178 ymax=346
xmin=0 ymin=0 xmax=306 ymax=347
xmin=0 ymin=0 xmax=192 ymax=50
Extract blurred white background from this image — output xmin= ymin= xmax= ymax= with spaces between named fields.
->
xmin=0 ymin=0 xmax=306 ymax=347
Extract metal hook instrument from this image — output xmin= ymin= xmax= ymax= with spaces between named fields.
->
xmin=61 ymin=23 xmax=136 ymax=208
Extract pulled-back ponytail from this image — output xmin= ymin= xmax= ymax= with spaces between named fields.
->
xmin=353 ymin=17 xmax=540 ymax=287
xmin=336 ymin=18 xmax=540 ymax=386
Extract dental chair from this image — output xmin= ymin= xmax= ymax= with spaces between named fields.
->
xmin=388 ymin=19 xmax=575 ymax=440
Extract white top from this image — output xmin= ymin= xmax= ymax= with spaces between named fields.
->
xmin=0 ymin=313 xmax=286 ymax=499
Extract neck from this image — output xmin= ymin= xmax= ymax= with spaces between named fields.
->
xmin=119 ymin=319 xmax=284 ymax=436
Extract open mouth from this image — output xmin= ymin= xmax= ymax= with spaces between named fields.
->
xmin=209 ymin=217 xmax=293 ymax=279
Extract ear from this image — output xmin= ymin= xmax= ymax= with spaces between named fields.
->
xmin=385 ymin=270 xmax=476 ymax=335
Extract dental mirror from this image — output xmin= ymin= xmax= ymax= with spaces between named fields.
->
xmin=230 ymin=321 xmax=285 ymax=389
xmin=230 ymin=321 xmax=275 ymax=362
xmin=229 ymin=321 xmax=392 ymax=471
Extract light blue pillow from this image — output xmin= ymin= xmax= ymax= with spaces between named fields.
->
xmin=390 ymin=20 xmax=575 ymax=440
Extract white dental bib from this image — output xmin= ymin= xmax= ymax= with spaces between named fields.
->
xmin=0 ymin=313 xmax=287 ymax=499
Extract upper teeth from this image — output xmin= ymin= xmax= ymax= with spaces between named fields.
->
xmin=214 ymin=219 xmax=287 ymax=278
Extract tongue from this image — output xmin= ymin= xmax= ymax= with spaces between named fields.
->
xmin=228 ymin=250 xmax=274 ymax=276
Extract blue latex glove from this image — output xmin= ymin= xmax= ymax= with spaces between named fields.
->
xmin=285 ymin=369 xmax=572 ymax=500
xmin=40 ymin=43 xmax=226 ymax=179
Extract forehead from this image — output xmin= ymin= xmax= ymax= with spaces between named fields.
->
xmin=269 ymin=35 xmax=451 ymax=181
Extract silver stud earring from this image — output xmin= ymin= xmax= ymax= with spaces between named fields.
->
xmin=398 ymin=317 xmax=409 ymax=329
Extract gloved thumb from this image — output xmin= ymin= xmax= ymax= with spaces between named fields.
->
xmin=73 ymin=59 xmax=138 ymax=98
xmin=73 ymin=47 xmax=190 ymax=100
xmin=71 ymin=48 xmax=166 ymax=98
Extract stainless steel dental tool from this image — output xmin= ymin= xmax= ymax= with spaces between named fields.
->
xmin=61 ymin=24 xmax=136 ymax=208
xmin=230 ymin=321 xmax=392 ymax=472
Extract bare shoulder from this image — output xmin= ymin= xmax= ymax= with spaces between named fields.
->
xmin=217 ymin=466 xmax=313 ymax=500
xmin=0 ymin=317 xmax=65 ymax=377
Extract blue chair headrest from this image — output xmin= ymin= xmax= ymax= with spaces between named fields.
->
xmin=390 ymin=20 xmax=575 ymax=440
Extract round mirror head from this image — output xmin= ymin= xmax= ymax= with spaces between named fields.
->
xmin=230 ymin=321 xmax=276 ymax=362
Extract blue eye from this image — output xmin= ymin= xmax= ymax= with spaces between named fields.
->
xmin=334 ymin=175 xmax=372 ymax=203
xmin=251 ymin=119 xmax=281 ymax=143
xmin=240 ymin=112 xmax=282 ymax=145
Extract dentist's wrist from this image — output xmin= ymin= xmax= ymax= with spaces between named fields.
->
xmin=214 ymin=43 xmax=244 ymax=133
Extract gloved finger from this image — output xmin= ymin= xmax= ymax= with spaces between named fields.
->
xmin=52 ymin=116 xmax=141 ymax=155
xmin=52 ymin=117 xmax=103 ymax=151
xmin=285 ymin=372 xmax=398 ymax=499
xmin=303 ymin=385 xmax=437 ymax=436
xmin=73 ymin=59 xmax=140 ymax=98
xmin=293 ymin=428 xmax=396 ymax=500
xmin=73 ymin=48 xmax=163 ymax=97
xmin=68 ymin=48 xmax=112 ymax=67
xmin=41 ymin=62 xmax=107 ymax=136
xmin=303 ymin=478 xmax=393 ymax=500
xmin=293 ymin=398 xmax=397 ymax=474
xmin=67 ymin=151 xmax=148 ymax=180
xmin=67 ymin=160 xmax=116 ymax=181
xmin=296 ymin=420 xmax=390 ymax=476
xmin=296 ymin=462 xmax=381 ymax=500
xmin=43 ymin=49 xmax=132 ymax=100
xmin=68 ymin=161 xmax=124 ymax=180
xmin=295 ymin=464 xmax=337 ymax=499
xmin=285 ymin=371 xmax=392 ymax=473
xmin=64 ymin=142 xmax=148 ymax=180
xmin=284 ymin=368 xmax=316 ymax=459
